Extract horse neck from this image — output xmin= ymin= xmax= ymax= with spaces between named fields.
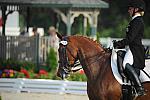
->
xmin=76 ymin=37 xmax=107 ymax=80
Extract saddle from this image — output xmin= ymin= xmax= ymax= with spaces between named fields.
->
xmin=111 ymin=49 xmax=150 ymax=99
xmin=116 ymin=50 xmax=126 ymax=79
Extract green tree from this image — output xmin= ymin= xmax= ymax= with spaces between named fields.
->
xmin=99 ymin=0 xmax=150 ymax=38
xmin=46 ymin=48 xmax=58 ymax=72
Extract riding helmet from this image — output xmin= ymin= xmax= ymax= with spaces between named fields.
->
xmin=128 ymin=0 xmax=146 ymax=11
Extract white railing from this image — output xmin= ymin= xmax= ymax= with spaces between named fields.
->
xmin=0 ymin=60 xmax=150 ymax=95
xmin=0 ymin=78 xmax=87 ymax=95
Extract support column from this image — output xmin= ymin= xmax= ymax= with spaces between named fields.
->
xmin=70 ymin=11 xmax=92 ymax=36
xmin=53 ymin=9 xmax=100 ymax=36
xmin=1 ymin=6 xmax=7 ymax=60
xmin=1 ymin=6 xmax=7 ymax=36
xmin=83 ymin=17 xmax=87 ymax=35
xmin=53 ymin=9 xmax=72 ymax=35
xmin=26 ymin=7 xmax=30 ymax=32
xmin=56 ymin=14 xmax=60 ymax=30
xmin=91 ymin=10 xmax=99 ymax=36
xmin=67 ymin=11 xmax=71 ymax=36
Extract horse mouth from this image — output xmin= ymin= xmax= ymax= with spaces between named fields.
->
xmin=57 ymin=71 xmax=69 ymax=80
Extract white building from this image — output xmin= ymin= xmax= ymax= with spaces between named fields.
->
xmin=0 ymin=10 xmax=20 ymax=36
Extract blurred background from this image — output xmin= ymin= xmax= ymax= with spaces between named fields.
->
xmin=0 ymin=0 xmax=150 ymax=81
xmin=0 ymin=0 xmax=150 ymax=99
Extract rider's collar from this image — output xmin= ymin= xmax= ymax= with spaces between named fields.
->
xmin=132 ymin=13 xmax=141 ymax=20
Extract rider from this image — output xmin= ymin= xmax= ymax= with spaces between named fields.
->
xmin=114 ymin=0 xmax=146 ymax=96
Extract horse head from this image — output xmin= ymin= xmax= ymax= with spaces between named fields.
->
xmin=56 ymin=32 xmax=79 ymax=79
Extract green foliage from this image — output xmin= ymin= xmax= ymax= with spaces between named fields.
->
xmin=19 ymin=14 xmax=25 ymax=31
xmin=18 ymin=0 xmax=150 ymax=38
xmin=115 ymin=19 xmax=128 ymax=38
xmin=67 ymin=72 xmax=87 ymax=81
xmin=99 ymin=19 xmax=128 ymax=38
xmin=99 ymin=28 xmax=113 ymax=37
xmin=0 ymin=59 xmax=20 ymax=71
xmin=144 ymin=26 xmax=150 ymax=39
xmin=72 ymin=15 xmax=84 ymax=35
xmin=0 ymin=59 xmax=35 ymax=72
xmin=96 ymin=32 xmax=100 ymax=42
xmin=86 ymin=20 xmax=91 ymax=36
xmin=39 ymin=64 xmax=49 ymax=72
xmin=16 ymin=72 xmax=26 ymax=78
xmin=46 ymin=48 xmax=58 ymax=72
xmin=99 ymin=0 xmax=150 ymax=38
xmin=20 ymin=61 xmax=35 ymax=71
xmin=78 ymin=15 xmax=84 ymax=35
xmin=0 ymin=58 xmax=87 ymax=81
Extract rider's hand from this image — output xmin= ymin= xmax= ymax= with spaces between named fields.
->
xmin=113 ymin=40 xmax=124 ymax=49
xmin=113 ymin=40 xmax=118 ymax=48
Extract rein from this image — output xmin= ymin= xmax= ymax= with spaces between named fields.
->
xmin=79 ymin=51 xmax=106 ymax=67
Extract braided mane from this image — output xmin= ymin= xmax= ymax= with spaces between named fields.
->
xmin=69 ymin=35 xmax=112 ymax=53
xmin=70 ymin=35 xmax=103 ymax=47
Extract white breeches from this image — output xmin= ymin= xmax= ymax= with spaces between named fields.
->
xmin=123 ymin=48 xmax=133 ymax=69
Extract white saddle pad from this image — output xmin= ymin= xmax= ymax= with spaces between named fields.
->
xmin=111 ymin=49 xmax=150 ymax=85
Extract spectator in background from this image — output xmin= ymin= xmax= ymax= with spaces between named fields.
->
xmin=32 ymin=27 xmax=39 ymax=37
xmin=0 ymin=17 xmax=2 ymax=27
xmin=20 ymin=30 xmax=26 ymax=36
xmin=48 ymin=26 xmax=59 ymax=52
xmin=20 ymin=28 xmax=26 ymax=36
xmin=0 ymin=17 xmax=2 ymax=35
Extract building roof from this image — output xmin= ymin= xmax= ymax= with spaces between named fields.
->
xmin=0 ymin=0 xmax=109 ymax=8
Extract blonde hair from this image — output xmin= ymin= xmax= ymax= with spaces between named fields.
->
xmin=140 ymin=11 xmax=144 ymax=16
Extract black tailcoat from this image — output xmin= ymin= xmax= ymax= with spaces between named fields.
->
xmin=119 ymin=16 xmax=145 ymax=69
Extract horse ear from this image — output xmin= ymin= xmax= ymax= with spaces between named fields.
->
xmin=56 ymin=32 xmax=63 ymax=40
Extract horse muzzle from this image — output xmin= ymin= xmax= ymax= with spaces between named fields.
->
xmin=57 ymin=70 xmax=69 ymax=80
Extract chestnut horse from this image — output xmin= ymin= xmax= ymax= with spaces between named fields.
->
xmin=56 ymin=34 xmax=150 ymax=100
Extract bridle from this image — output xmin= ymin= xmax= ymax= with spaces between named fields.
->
xmin=58 ymin=37 xmax=79 ymax=77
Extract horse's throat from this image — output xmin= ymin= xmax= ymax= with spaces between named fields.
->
xmin=78 ymin=53 xmax=104 ymax=80
xmin=78 ymin=50 xmax=111 ymax=81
